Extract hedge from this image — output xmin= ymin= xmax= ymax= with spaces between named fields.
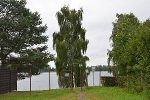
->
xmin=101 ymin=76 xmax=117 ymax=86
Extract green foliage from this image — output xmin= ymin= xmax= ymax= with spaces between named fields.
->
xmin=117 ymin=76 xmax=127 ymax=88
xmin=0 ymin=0 xmax=53 ymax=74
xmin=53 ymin=5 xmax=89 ymax=87
xmin=108 ymin=13 xmax=150 ymax=96
xmin=108 ymin=13 xmax=140 ymax=76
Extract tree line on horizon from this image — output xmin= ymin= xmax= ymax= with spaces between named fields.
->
xmin=42 ymin=65 xmax=109 ymax=72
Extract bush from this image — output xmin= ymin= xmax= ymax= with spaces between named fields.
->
xmin=117 ymin=76 xmax=127 ymax=88
xmin=128 ymin=75 xmax=144 ymax=93
xmin=101 ymin=76 xmax=117 ymax=86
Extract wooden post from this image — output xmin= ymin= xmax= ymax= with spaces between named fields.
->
xmin=49 ymin=67 xmax=50 ymax=90
xmin=86 ymin=72 xmax=88 ymax=87
xmin=30 ymin=68 xmax=31 ymax=95
xmin=71 ymin=65 xmax=73 ymax=89
xmin=80 ymin=69 xmax=82 ymax=90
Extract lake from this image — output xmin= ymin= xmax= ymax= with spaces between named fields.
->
xmin=17 ymin=71 xmax=112 ymax=91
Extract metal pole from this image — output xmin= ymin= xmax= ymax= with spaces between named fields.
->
xmin=85 ymin=69 xmax=88 ymax=87
xmin=49 ymin=67 xmax=50 ymax=90
xmin=99 ymin=70 xmax=101 ymax=86
xmin=86 ymin=73 xmax=88 ymax=87
xmin=30 ymin=68 xmax=31 ymax=95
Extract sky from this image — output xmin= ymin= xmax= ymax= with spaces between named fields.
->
xmin=26 ymin=0 xmax=150 ymax=68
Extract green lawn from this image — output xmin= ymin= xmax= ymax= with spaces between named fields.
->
xmin=0 ymin=86 xmax=147 ymax=100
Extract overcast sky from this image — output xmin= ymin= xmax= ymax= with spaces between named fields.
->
xmin=26 ymin=0 xmax=150 ymax=67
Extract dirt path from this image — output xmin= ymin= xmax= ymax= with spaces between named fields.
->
xmin=78 ymin=92 xmax=87 ymax=100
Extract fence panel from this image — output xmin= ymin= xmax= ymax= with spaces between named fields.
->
xmin=0 ymin=69 xmax=17 ymax=94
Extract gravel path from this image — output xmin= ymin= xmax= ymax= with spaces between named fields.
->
xmin=78 ymin=92 xmax=87 ymax=100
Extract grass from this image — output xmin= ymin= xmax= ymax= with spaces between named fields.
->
xmin=0 ymin=86 xmax=148 ymax=100
xmin=85 ymin=86 xmax=147 ymax=100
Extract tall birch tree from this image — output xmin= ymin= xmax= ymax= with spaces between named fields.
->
xmin=53 ymin=6 xmax=89 ymax=87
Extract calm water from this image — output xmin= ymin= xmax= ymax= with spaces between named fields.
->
xmin=17 ymin=71 xmax=112 ymax=91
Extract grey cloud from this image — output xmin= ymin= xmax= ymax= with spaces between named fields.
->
xmin=26 ymin=0 xmax=150 ymax=67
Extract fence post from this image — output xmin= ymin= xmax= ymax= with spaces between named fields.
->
xmin=80 ymin=69 xmax=82 ymax=90
xmin=49 ymin=67 xmax=50 ymax=90
xmin=30 ymin=68 xmax=31 ymax=95
xmin=71 ymin=65 xmax=73 ymax=89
